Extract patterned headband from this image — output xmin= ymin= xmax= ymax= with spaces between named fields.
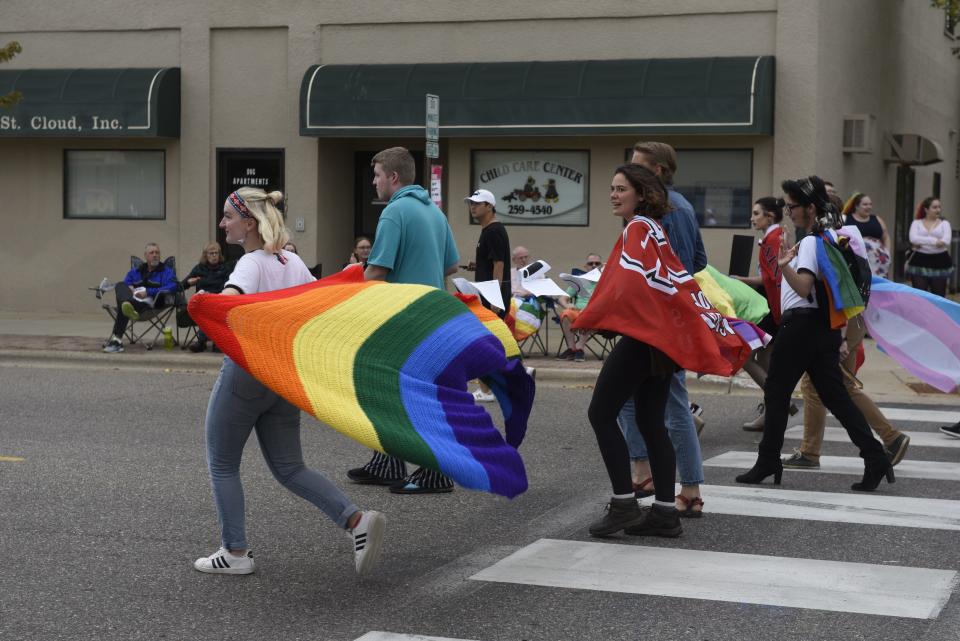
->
xmin=228 ymin=191 xmax=252 ymax=218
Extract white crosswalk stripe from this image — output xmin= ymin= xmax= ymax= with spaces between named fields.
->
xmin=470 ymin=538 xmax=958 ymax=619
xmin=864 ymin=407 xmax=958 ymax=424
xmin=786 ymin=425 xmax=960 ymax=448
xmin=354 ymin=634 xmax=478 ymax=641
xmin=640 ymin=484 xmax=960 ymax=530
xmin=703 ymin=450 xmax=960 ymax=480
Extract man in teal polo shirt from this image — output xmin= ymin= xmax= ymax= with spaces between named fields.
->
xmin=349 ymin=146 xmax=460 ymax=494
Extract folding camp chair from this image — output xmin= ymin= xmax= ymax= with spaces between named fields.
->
xmin=174 ymin=282 xmax=199 ymax=349
xmin=92 ymin=256 xmax=178 ymax=350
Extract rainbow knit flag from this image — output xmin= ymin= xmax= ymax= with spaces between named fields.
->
xmin=188 ymin=266 xmax=534 ymax=498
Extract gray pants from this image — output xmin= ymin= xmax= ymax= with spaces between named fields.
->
xmin=204 ymin=358 xmax=358 ymax=550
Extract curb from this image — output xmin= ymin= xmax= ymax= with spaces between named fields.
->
xmin=0 ymin=348 xmax=224 ymax=373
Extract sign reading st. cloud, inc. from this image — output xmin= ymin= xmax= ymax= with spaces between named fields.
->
xmin=472 ymin=150 xmax=589 ymax=226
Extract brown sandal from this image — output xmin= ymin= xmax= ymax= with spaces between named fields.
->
xmin=633 ymin=477 xmax=655 ymax=498
xmin=675 ymin=494 xmax=704 ymax=518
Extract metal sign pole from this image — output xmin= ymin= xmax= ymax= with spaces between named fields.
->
xmin=425 ymin=94 xmax=439 ymax=190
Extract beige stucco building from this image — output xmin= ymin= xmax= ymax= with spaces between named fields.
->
xmin=2 ymin=0 xmax=958 ymax=315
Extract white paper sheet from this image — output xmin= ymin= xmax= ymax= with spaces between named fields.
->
xmin=452 ymin=278 xmax=505 ymax=311
xmin=520 ymin=278 xmax=568 ymax=298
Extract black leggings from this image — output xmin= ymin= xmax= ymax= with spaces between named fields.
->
xmin=587 ymin=336 xmax=674 ymax=502
xmin=910 ymin=274 xmax=948 ymax=297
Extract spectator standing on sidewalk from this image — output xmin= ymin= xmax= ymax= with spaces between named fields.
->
xmin=464 ymin=188 xmax=511 ymax=402
xmin=906 ymin=197 xmax=953 ymax=296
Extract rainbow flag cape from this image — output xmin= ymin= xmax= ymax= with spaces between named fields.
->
xmin=188 ymin=266 xmax=534 ymax=498
xmin=693 ymin=265 xmax=769 ymax=324
xmin=863 ymin=277 xmax=960 ymax=393
xmin=816 ymin=235 xmax=865 ymax=326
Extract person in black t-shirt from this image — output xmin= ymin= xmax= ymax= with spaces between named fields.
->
xmin=464 ymin=188 xmax=511 ymax=318
xmin=464 ymin=188 xmax=512 ymax=402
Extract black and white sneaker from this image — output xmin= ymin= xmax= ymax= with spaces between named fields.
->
xmin=102 ymin=338 xmax=124 ymax=353
xmin=940 ymin=422 xmax=960 ymax=439
xmin=193 ymin=547 xmax=255 ymax=575
xmin=348 ymin=510 xmax=386 ymax=576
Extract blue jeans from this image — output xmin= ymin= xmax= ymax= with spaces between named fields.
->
xmin=618 ymin=370 xmax=705 ymax=486
xmin=205 ymin=359 xmax=358 ymax=550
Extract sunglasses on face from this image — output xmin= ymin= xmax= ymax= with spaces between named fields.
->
xmin=586 ymin=261 xmax=602 ymax=267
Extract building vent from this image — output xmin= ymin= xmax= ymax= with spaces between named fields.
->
xmin=842 ymin=114 xmax=875 ymax=153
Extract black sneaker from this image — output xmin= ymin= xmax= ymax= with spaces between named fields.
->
xmin=940 ymin=422 xmax=960 ymax=439
xmin=884 ymin=433 xmax=910 ymax=466
xmin=346 ymin=467 xmax=401 ymax=486
xmin=556 ymin=348 xmax=575 ymax=360
xmin=624 ymin=504 xmax=682 ymax=538
xmin=782 ymin=449 xmax=819 ymax=469
xmin=573 ymin=350 xmax=585 ymax=362
xmin=588 ymin=497 xmax=646 ymax=538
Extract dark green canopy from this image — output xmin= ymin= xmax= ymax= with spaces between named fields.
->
xmin=300 ymin=57 xmax=773 ymax=137
xmin=0 ymin=68 xmax=180 ymax=137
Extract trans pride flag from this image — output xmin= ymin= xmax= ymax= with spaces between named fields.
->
xmin=863 ymin=277 xmax=960 ymax=393
xmin=189 ymin=266 xmax=534 ymax=498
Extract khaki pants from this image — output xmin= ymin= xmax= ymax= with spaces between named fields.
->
xmin=799 ymin=316 xmax=901 ymax=462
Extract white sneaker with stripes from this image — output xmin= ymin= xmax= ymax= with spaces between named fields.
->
xmin=348 ymin=510 xmax=386 ymax=576
xmin=193 ymin=547 xmax=255 ymax=575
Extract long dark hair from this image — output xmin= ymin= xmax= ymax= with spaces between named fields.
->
xmin=915 ymin=196 xmax=938 ymax=220
xmin=781 ymin=175 xmax=840 ymax=232
xmin=754 ymin=196 xmax=783 ymax=223
xmin=614 ymin=164 xmax=671 ymax=219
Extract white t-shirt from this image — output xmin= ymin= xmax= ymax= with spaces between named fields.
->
xmin=780 ymin=232 xmax=830 ymax=313
xmin=225 ymin=249 xmax=315 ymax=294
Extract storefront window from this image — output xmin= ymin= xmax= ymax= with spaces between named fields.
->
xmin=64 ymin=150 xmax=165 ymax=219
xmin=471 ymin=150 xmax=589 ymax=226
xmin=673 ymin=149 xmax=753 ymax=228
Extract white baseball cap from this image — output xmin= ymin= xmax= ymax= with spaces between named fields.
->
xmin=464 ymin=188 xmax=496 ymax=207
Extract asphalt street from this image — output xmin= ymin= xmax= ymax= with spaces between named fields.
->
xmin=1 ymin=361 xmax=958 ymax=641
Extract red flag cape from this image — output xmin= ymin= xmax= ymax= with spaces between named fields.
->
xmin=573 ymin=216 xmax=751 ymax=376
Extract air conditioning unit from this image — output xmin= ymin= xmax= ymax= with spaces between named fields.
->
xmin=842 ymin=114 xmax=875 ymax=153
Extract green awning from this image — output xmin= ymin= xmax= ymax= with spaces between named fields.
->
xmin=300 ymin=57 xmax=773 ymax=137
xmin=0 ymin=68 xmax=180 ymax=138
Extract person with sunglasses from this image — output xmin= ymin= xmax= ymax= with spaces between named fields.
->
xmin=556 ymin=253 xmax=603 ymax=362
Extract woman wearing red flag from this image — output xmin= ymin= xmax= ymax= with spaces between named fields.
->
xmin=575 ymin=165 xmax=750 ymax=538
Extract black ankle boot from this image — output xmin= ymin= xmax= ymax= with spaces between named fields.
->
xmin=624 ymin=504 xmax=682 ymax=538
xmin=735 ymin=458 xmax=783 ymax=485
xmin=851 ymin=461 xmax=895 ymax=491
xmin=589 ymin=497 xmax=645 ymax=538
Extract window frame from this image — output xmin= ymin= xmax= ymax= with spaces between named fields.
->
xmin=671 ymin=147 xmax=754 ymax=230
xmin=62 ymin=148 xmax=166 ymax=220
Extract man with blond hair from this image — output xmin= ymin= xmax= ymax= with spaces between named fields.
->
xmin=348 ymin=146 xmax=461 ymax=494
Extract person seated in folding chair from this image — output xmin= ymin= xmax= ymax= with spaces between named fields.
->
xmin=509 ymin=246 xmax=547 ymax=350
xmin=102 ymin=243 xmax=178 ymax=353
xmin=556 ymin=253 xmax=603 ymax=362
xmin=181 ymin=241 xmax=234 ymax=352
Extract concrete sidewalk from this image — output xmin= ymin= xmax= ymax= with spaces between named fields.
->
xmin=1 ymin=310 xmax=957 ymax=406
